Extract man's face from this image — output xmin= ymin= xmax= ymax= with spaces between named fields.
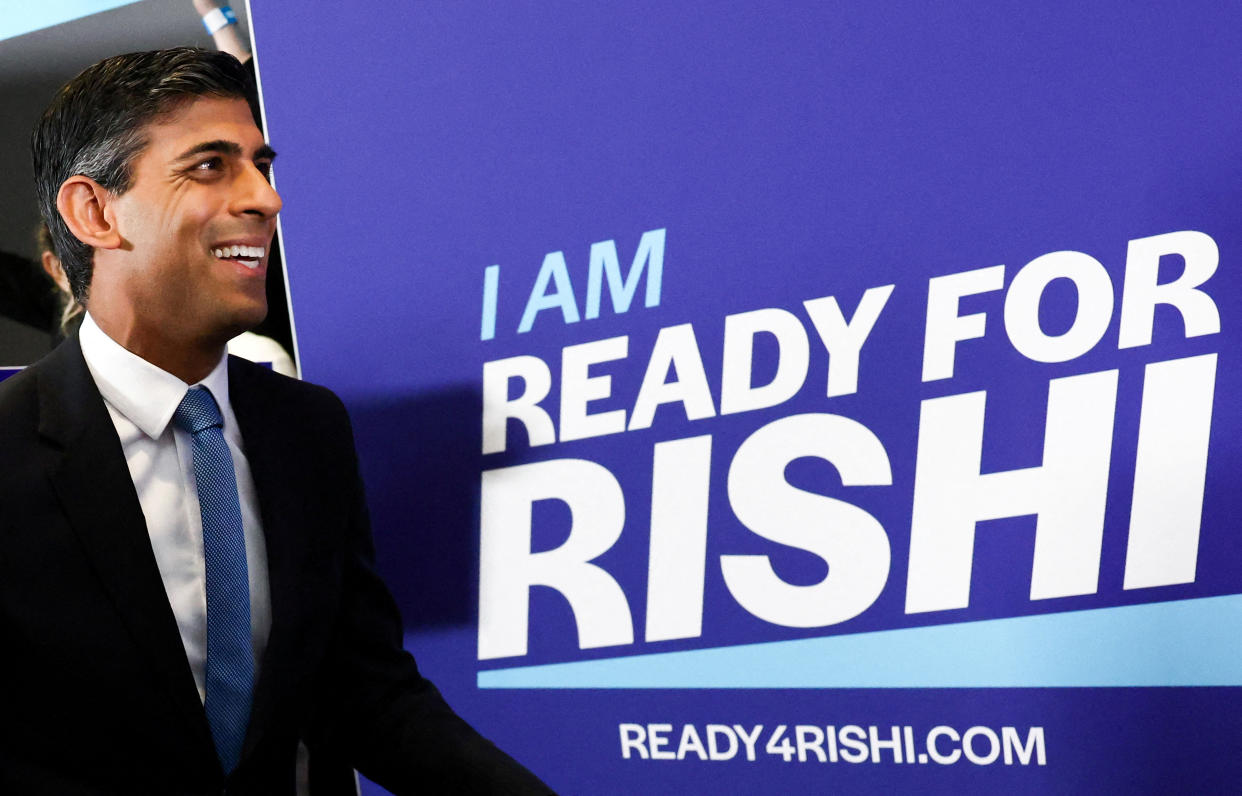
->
xmin=103 ymin=95 xmax=281 ymax=346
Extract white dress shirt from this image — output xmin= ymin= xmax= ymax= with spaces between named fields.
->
xmin=78 ymin=313 xmax=271 ymax=703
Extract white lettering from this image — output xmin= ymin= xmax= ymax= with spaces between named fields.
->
xmin=906 ymin=370 xmax=1118 ymax=613
xmin=619 ymin=724 xmax=647 ymax=759
xmin=478 ymin=459 xmax=632 ymax=659
xmin=838 ymin=725 xmax=869 ymax=763
xmin=734 ymin=724 xmax=764 ymax=762
xmin=560 ymin=336 xmax=628 ymax=442
xmin=803 ymin=284 xmax=894 ymax=398
xmin=962 ymin=726 xmax=1001 ymax=765
xmin=644 ymin=436 xmax=713 ymax=642
xmin=629 ymin=323 xmax=716 ymax=430
xmin=707 ymin=725 xmax=738 ymax=760
xmin=927 ymin=726 xmax=960 ymax=765
xmin=1003 ymin=250 xmax=1114 ymax=362
xmin=677 ymin=724 xmax=708 ymax=760
xmin=869 ymin=725 xmax=903 ymax=764
xmin=720 ymin=308 xmax=810 ymax=414
xmin=722 ymin=414 xmax=892 ymax=627
xmin=481 ymin=355 xmax=555 ymax=454
xmin=1124 ymin=354 xmax=1217 ymax=589
xmin=795 ymin=725 xmax=827 ymax=762
xmin=1002 ymin=726 xmax=1046 ymax=766
xmin=648 ymin=723 xmax=675 ymax=760
xmin=1118 ymin=230 xmax=1220 ymax=348
xmin=922 ymin=265 xmax=1005 ymax=381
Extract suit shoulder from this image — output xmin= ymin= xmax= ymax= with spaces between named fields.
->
xmin=0 ymin=363 xmax=37 ymax=403
xmin=0 ymin=362 xmax=43 ymax=433
xmin=227 ymin=355 xmax=351 ymax=422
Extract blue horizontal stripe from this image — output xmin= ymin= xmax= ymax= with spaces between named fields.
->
xmin=479 ymin=593 xmax=1242 ymax=689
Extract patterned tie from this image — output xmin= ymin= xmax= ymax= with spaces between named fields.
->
xmin=173 ymin=386 xmax=253 ymax=773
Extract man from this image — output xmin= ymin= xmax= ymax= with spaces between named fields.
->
xmin=1 ymin=48 xmax=552 ymax=794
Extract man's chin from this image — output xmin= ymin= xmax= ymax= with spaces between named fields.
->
xmin=214 ymin=302 xmax=269 ymax=344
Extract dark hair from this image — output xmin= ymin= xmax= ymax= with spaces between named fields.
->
xmin=31 ymin=47 xmax=259 ymax=304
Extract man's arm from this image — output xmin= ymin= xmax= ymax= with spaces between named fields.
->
xmin=190 ymin=0 xmax=252 ymax=63
xmin=308 ymin=395 xmax=554 ymax=794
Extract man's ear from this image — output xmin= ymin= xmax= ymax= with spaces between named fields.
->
xmin=40 ymin=251 xmax=71 ymax=294
xmin=56 ymin=176 xmax=122 ymax=250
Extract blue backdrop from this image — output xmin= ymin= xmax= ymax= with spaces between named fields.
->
xmin=250 ymin=2 xmax=1242 ymax=792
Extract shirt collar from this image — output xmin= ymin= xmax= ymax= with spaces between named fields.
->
xmin=79 ymin=312 xmax=231 ymax=440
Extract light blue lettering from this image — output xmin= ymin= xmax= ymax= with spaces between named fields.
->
xmin=585 ymin=228 xmax=666 ymax=320
xmin=481 ymin=264 xmax=500 ymax=340
xmin=518 ymin=251 xmax=580 ymax=333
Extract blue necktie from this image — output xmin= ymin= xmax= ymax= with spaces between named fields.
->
xmin=173 ymin=386 xmax=253 ymax=773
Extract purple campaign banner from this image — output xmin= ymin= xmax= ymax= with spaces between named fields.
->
xmin=251 ymin=2 xmax=1242 ymax=793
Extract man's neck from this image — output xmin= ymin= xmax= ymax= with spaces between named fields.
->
xmin=88 ymin=309 xmax=227 ymax=384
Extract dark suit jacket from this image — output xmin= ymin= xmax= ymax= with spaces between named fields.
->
xmin=0 ymin=336 xmax=550 ymax=795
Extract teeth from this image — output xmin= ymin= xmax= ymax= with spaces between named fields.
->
xmin=212 ymin=245 xmax=265 ymax=260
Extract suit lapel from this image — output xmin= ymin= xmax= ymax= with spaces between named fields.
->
xmin=228 ymin=358 xmax=310 ymax=756
xmin=36 ymin=338 xmax=216 ymax=756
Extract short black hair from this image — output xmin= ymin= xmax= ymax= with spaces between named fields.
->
xmin=31 ymin=47 xmax=259 ymax=304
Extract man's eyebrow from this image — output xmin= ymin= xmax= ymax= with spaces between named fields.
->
xmin=174 ymin=139 xmax=242 ymax=161
xmin=173 ymin=140 xmax=278 ymax=162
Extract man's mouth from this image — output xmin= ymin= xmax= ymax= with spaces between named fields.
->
xmin=212 ymin=244 xmax=265 ymax=270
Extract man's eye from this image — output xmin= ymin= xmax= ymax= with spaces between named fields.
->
xmin=255 ymin=161 xmax=273 ymax=181
xmin=194 ymin=157 xmax=223 ymax=172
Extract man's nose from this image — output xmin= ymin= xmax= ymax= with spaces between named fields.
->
xmin=231 ymin=162 xmax=283 ymax=218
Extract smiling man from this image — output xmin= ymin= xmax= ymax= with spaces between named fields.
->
xmin=61 ymin=94 xmax=279 ymax=384
xmin=0 ymin=48 xmax=552 ymax=795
